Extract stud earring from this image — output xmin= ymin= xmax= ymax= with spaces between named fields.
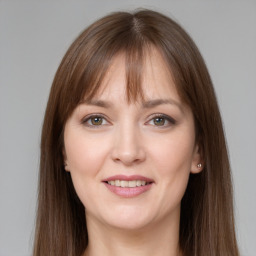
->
xmin=64 ymin=163 xmax=69 ymax=171
xmin=197 ymin=163 xmax=202 ymax=168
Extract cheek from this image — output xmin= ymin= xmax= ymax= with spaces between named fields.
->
xmin=151 ymin=144 xmax=192 ymax=218
xmin=64 ymin=130 xmax=111 ymax=208
xmin=149 ymin=131 xmax=195 ymax=175
xmin=64 ymin=130 xmax=109 ymax=175
xmin=148 ymin=131 xmax=195 ymax=203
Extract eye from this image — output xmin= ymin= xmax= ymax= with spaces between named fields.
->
xmin=147 ymin=114 xmax=176 ymax=127
xmin=153 ymin=117 xmax=166 ymax=126
xmin=82 ymin=114 xmax=109 ymax=127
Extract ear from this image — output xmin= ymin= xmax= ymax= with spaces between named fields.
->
xmin=62 ymin=148 xmax=70 ymax=172
xmin=190 ymin=143 xmax=204 ymax=174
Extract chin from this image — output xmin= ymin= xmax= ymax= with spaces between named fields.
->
xmin=106 ymin=217 xmax=152 ymax=231
xmin=98 ymin=204 xmax=156 ymax=231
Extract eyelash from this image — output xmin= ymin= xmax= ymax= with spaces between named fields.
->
xmin=81 ymin=113 xmax=176 ymax=128
xmin=82 ymin=114 xmax=109 ymax=127
xmin=147 ymin=114 xmax=176 ymax=127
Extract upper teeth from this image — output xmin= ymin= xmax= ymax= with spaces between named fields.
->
xmin=107 ymin=180 xmax=148 ymax=188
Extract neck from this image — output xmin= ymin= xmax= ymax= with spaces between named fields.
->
xmin=83 ymin=211 xmax=182 ymax=256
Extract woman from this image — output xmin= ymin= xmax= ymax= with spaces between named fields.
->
xmin=33 ymin=9 xmax=240 ymax=256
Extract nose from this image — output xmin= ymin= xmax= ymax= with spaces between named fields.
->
xmin=111 ymin=123 xmax=146 ymax=166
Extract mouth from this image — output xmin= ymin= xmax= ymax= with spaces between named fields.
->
xmin=102 ymin=175 xmax=154 ymax=198
xmin=104 ymin=180 xmax=152 ymax=187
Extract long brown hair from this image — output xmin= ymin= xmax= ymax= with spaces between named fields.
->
xmin=33 ymin=9 xmax=240 ymax=256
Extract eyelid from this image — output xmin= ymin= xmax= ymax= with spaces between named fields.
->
xmin=81 ymin=113 xmax=176 ymax=128
xmin=146 ymin=113 xmax=176 ymax=126
xmin=81 ymin=113 xmax=110 ymax=127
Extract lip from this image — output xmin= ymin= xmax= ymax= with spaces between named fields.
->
xmin=103 ymin=175 xmax=154 ymax=183
xmin=102 ymin=175 xmax=154 ymax=198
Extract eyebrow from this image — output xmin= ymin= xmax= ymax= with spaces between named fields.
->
xmin=80 ymin=98 xmax=183 ymax=112
xmin=142 ymin=99 xmax=182 ymax=110
xmin=80 ymin=99 xmax=112 ymax=108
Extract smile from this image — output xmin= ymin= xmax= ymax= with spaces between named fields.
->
xmin=106 ymin=180 xmax=152 ymax=187
xmin=103 ymin=175 xmax=154 ymax=197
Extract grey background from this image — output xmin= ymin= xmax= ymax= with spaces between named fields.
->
xmin=0 ymin=1 xmax=255 ymax=255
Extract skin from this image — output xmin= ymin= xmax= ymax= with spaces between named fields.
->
xmin=64 ymin=49 xmax=203 ymax=256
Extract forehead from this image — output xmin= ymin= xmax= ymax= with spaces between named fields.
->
xmin=92 ymin=48 xmax=181 ymax=103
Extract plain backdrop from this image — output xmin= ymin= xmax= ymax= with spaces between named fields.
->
xmin=0 ymin=1 xmax=255 ymax=255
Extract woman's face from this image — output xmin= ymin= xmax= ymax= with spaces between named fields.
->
xmin=64 ymin=49 xmax=202 ymax=230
